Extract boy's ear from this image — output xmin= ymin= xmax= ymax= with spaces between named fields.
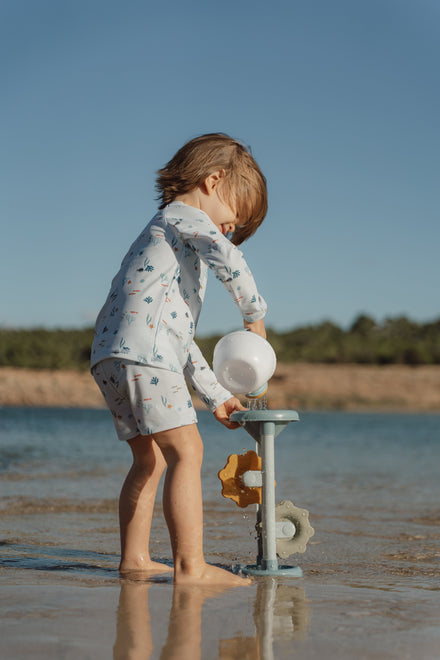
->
xmin=204 ymin=170 xmax=225 ymax=194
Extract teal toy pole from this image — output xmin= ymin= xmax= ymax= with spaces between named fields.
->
xmin=260 ymin=421 xmax=277 ymax=571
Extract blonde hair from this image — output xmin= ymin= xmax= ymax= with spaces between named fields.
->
xmin=156 ymin=133 xmax=267 ymax=245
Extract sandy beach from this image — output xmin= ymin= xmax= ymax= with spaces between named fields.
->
xmin=1 ymin=399 xmax=439 ymax=658
xmin=2 ymin=407 xmax=440 ymax=659
xmin=1 ymin=363 xmax=440 ymax=411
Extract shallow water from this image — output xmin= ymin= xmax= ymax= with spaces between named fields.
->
xmin=1 ymin=407 xmax=439 ymax=658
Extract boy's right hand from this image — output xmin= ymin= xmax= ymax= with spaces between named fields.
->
xmin=243 ymin=318 xmax=266 ymax=339
xmin=214 ymin=397 xmax=247 ymax=429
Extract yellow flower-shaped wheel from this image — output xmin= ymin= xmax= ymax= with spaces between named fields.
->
xmin=218 ymin=451 xmax=262 ymax=508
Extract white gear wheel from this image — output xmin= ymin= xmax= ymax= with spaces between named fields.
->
xmin=275 ymin=500 xmax=315 ymax=558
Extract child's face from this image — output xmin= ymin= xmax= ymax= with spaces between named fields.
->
xmin=200 ymin=180 xmax=242 ymax=238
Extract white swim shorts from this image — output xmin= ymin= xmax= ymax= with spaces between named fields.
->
xmin=92 ymin=359 xmax=198 ymax=441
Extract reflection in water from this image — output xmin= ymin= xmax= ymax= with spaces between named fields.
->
xmin=159 ymin=584 xmax=230 ymax=660
xmin=114 ymin=580 xmax=154 ymax=660
xmin=221 ymin=580 xmax=309 ymax=660
xmin=113 ymin=577 xmax=310 ymax=660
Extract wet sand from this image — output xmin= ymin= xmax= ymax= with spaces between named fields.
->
xmin=1 ymin=577 xmax=438 ymax=660
xmin=1 ymin=363 xmax=440 ymax=411
xmin=1 ymin=499 xmax=439 ymax=660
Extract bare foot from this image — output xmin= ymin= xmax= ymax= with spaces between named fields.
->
xmin=119 ymin=558 xmax=172 ymax=574
xmin=174 ymin=562 xmax=252 ymax=586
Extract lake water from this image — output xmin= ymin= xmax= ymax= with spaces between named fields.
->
xmin=1 ymin=407 xmax=439 ymax=659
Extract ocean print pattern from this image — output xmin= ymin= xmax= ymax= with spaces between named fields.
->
xmin=91 ymin=201 xmax=267 ymax=408
xmin=92 ymin=359 xmax=198 ymax=439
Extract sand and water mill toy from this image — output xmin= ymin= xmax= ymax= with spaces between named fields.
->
xmin=213 ymin=331 xmax=314 ymax=577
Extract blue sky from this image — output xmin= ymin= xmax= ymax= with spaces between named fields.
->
xmin=2 ymin=0 xmax=439 ymax=335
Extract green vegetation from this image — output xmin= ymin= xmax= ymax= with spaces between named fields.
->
xmin=0 ymin=315 xmax=439 ymax=371
xmin=266 ymin=315 xmax=440 ymax=366
xmin=0 ymin=328 xmax=95 ymax=370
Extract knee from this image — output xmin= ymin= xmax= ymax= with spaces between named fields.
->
xmin=162 ymin=436 xmax=203 ymax=469
xmin=129 ymin=436 xmax=166 ymax=473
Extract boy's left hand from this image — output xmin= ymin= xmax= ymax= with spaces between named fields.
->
xmin=214 ymin=397 xmax=247 ymax=429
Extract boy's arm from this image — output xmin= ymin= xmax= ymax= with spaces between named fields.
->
xmin=184 ymin=341 xmax=245 ymax=427
xmin=244 ymin=317 xmax=266 ymax=339
xmin=167 ymin=206 xmax=267 ymax=324
xmin=183 ymin=341 xmax=232 ymax=412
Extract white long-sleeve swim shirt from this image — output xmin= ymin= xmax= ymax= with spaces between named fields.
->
xmin=91 ymin=201 xmax=267 ymax=409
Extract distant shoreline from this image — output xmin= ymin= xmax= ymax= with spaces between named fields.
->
xmin=1 ymin=364 xmax=439 ymax=412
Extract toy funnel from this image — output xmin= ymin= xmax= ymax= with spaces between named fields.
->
xmin=213 ymin=330 xmax=276 ymax=398
xmin=231 ymin=409 xmax=299 ymax=443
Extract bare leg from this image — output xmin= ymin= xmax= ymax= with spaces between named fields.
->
xmin=153 ymin=424 xmax=252 ymax=586
xmin=119 ymin=434 xmax=170 ymax=573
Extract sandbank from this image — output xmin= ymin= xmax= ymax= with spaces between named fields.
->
xmin=1 ymin=364 xmax=440 ymax=411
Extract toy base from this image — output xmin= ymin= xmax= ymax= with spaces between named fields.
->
xmin=237 ymin=564 xmax=303 ymax=577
